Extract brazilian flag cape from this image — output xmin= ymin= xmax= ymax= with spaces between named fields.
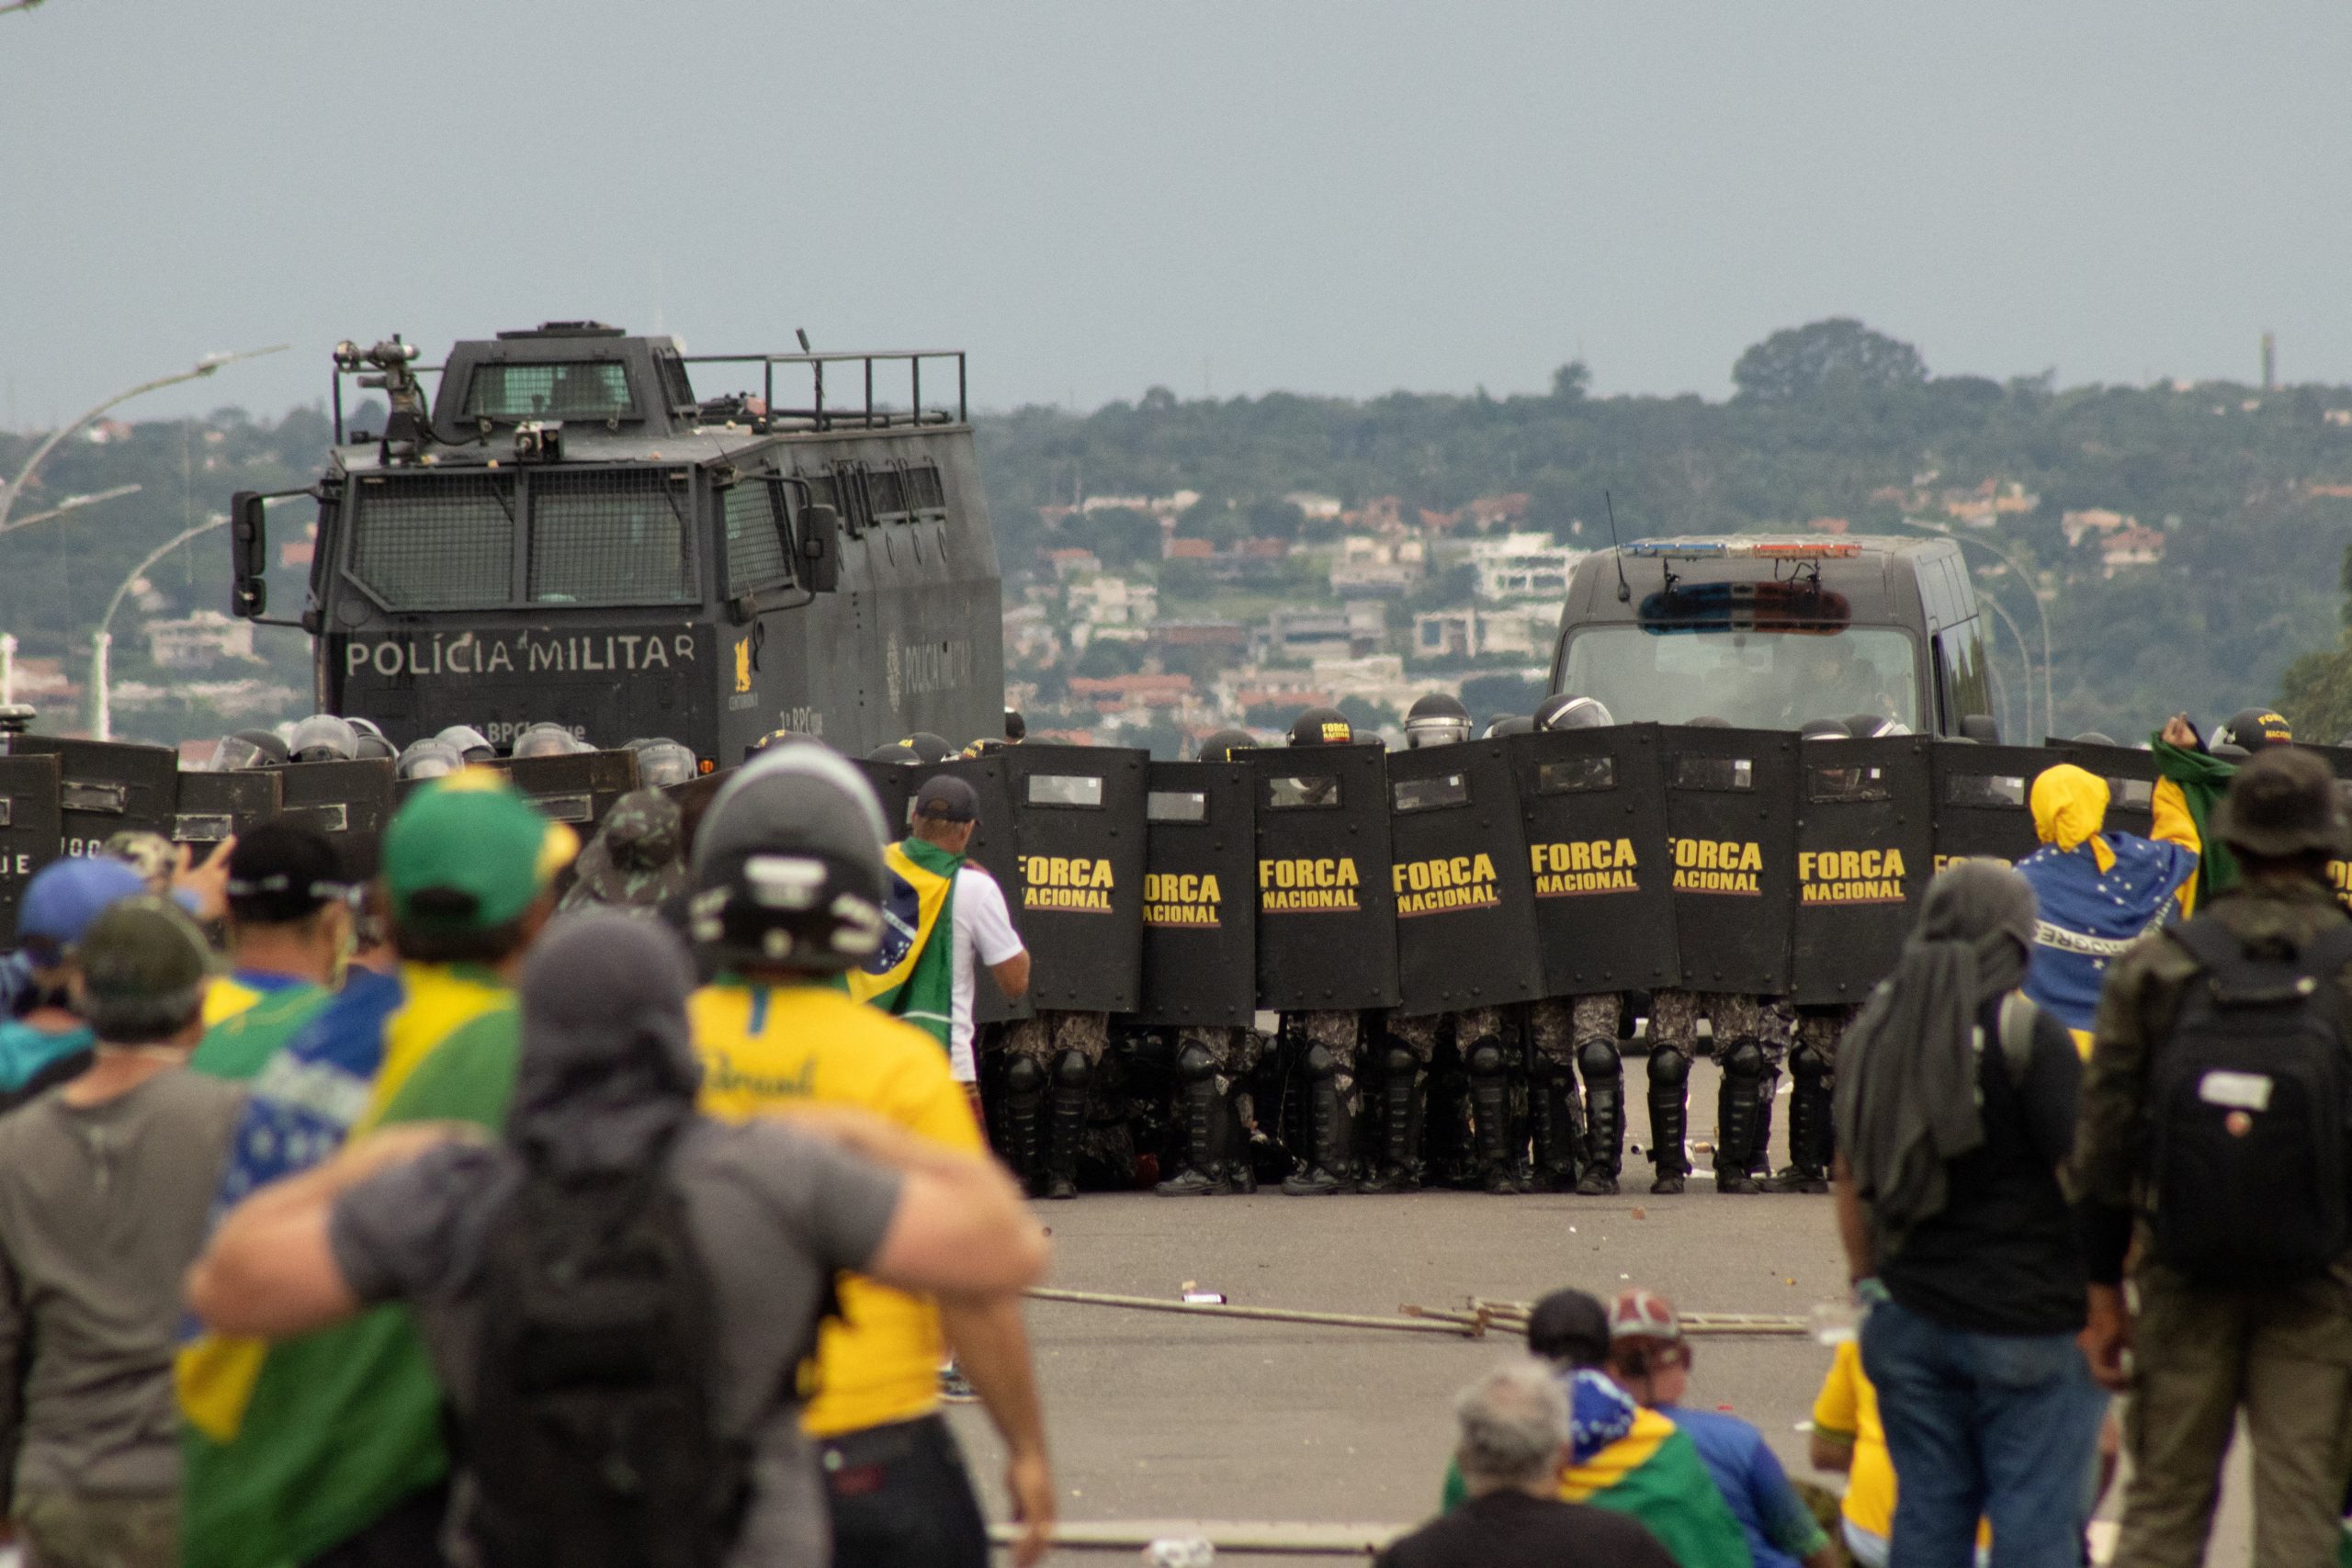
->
xmin=848 ymin=836 xmax=961 ymax=1050
xmin=2152 ymin=734 xmax=2241 ymax=899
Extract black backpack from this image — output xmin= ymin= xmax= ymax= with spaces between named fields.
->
xmin=2145 ymin=918 xmax=2352 ymax=1284
xmin=465 ymin=1138 xmax=744 ymax=1568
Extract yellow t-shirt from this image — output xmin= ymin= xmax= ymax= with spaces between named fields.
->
xmin=689 ymin=981 xmax=982 ymax=1438
xmin=1812 ymin=1340 xmax=1895 ymax=1539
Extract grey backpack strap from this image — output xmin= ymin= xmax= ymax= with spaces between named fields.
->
xmin=1996 ymin=991 xmax=2041 ymax=1085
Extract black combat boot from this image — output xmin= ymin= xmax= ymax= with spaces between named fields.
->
xmin=1773 ymin=1045 xmax=1833 ymax=1193
xmin=1000 ymin=1055 xmax=1047 ymax=1198
xmin=1281 ymin=1043 xmax=1351 ymax=1195
xmin=1530 ymin=1066 xmax=1582 ymax=1192
xmin=1044 ymin=1049 xmax=1091 ymax=1201
xmin=1646 ymin=1047 xmax=1690 ymax=1195
xmin=1713 ymin=1041 xmax=1765 ymax=1194
xmin=1155 ymin=1043 xmax=1224 ymax=1196
xmin=1576 ymin=1043 xmax=1623 ymax=1195
xmin=1359 ymin=1045 xmax=1424 ymax=1194
xmin=1465 ymin=1043 xmax=1524 ymax=1194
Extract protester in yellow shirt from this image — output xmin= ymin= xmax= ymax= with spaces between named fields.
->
xmin=684 ymin=744 xmax=1054 ymax=1568
xmin=1811 ymin=1339 xmax=1992 ymax=1568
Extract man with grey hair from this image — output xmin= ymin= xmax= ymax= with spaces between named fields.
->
xmin=1377 ymin=1360 xmax=1678 ymax=1568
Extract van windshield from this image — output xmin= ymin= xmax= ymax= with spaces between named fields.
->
xmin=1560 ymin=626 xmax=1920 ymax=732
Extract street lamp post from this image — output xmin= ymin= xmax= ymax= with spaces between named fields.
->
xmin=90 ymin=516 xmax=227 ymax=741
xmin=1895 ymin=517 xmax=2058 ymax=737
xmin=0 ymin=346 xmax=287 ymax=538
xmin=0 ymin=483 xmax=143 ymax=539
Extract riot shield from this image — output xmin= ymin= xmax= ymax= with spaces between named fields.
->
xmin=277 ymin=759 xmax=397 ymax=862
xmin=1792 ymin=735 xmax=1934 ymax=1005
xmin=854 ymin=761 xmax=920 ymax=841
xmin=2046 ymin=739 xmax=2160 ymax=843
xmin=1386 ymin=740 xmax=1544 ymax=1016
xmin=999 ymin=744 xmax=1148 ymax=1013
xmin=1135 ymin=760 xmax=1256 ymax=1028
xmin=173 ymin=770 xmax=281 ymax=848
xmin=1246 ymin=742 xmax=1401 ymax=1012
xmin=1928 ymin=741 xmax=2049 ymax=871
xmin=483 ymin=750 xmax=642 ymax=831
xmin=1508 ymin=724 xmax=1679 ymax=995
xmin=6 ymin=737 xmax=175 ymax=857
xmin=1661 ymin=726 xmax=1798 ymax=995
xmin=0 ymin=754 xmax=62 ymax=945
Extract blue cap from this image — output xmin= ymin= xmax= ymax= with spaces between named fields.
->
xmin=19 ymin=857 xmax=150 ymax=950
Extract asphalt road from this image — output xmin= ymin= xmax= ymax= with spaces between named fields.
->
xmin=949 ymin=1058 xmax=2256 ymax=1566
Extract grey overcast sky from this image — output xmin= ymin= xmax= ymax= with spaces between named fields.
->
xmin=4 ymin=2 xmax=2347 ymax=427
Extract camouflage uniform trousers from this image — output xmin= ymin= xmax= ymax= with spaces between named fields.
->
xmin=1003 ymin=1009 xmax=1111 ymax=1066
xmin=1384 ymin=1008 xmax=1507 ymax=1072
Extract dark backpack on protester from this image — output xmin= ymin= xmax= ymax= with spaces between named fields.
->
xmin=465 ymin=1140 xmax=744 ymax=1568
xmin=2144 ymin=918 xmax=2352 ymax=1284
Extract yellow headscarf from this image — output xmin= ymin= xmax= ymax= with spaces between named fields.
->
xmin=2030 ymin=763 xmax=2116 ymax=874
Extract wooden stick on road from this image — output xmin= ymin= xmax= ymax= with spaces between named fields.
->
xmin=1027 ymin=1286 xmax=1488 ymax=1337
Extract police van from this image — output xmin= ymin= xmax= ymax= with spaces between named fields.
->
xmin=1549 ymin=536 xmax=1999 ymax=739
xmin=228 ymin=322 xmax=1004 ymax=765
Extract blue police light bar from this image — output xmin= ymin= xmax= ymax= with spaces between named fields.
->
xmin=1625 ymin=540 xmax=1725 ymax=558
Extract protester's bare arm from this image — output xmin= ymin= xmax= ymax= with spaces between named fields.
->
xmin=939 ymin=1297 xmax=1054 ymax=1567
xmin=187 ymin=1123 xmax=476 ymax=1336
xmin=1807 ymin=1428 xmax=1855 ymax=1473
xmin=2081 ymin=1283 xmax=2132 ymax=1393
xmin=786 ymin=1104 xmax=1048 ymax=1296
xmin=1831 ymin=1156 xmax=1873 ymax=1283
xmin=989 ymin=950 xmax=1032 ymax=1001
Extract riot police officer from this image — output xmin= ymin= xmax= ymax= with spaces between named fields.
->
xmin=1157 ymin=727 xmax=1268 ymax=1197
xmin=1277 ymin=705 xmax=1367 ymax=1196
xmin=1523 ymin=693 xmax=1618 ymax=1193
xmin=1376 ymin=693 xmax=1523 ymax=1194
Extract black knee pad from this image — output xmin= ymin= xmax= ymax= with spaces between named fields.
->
xmin=1052 ymin=1049 xmax=1092 ymax=1090
xmin=1721 ymin=1040 xmax=1766 ymax=1080
xmin=1576 ymin=1039 xmax=1621 ymax=1080
xmin=1003 ymin=1055 xmax=1046 ymax=1096
xmin=1385 ymin=1043 xmax=1419 ymax=1080
xmin=1647 ymin=1047 xmax=1690 ymax=1089
xmin=1464 ymin=1042 xmax=1508 ymax=1079
xmin=1302 ymin=1043 xmax=1339 ymax=1081
xmin=1791 ymin=1042 xmax=1830 ymax=1080
xmin=1173 ymin=1041 xmax=1216 ymax=1082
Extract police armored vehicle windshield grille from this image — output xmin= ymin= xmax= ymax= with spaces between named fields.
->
xmin=526 ymin=469 xmax=696 ymax=605
xmin=350 ymin=474 xmax=515 ymax=611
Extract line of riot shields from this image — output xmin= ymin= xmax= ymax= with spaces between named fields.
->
xmin=16 ymin=723 xmax=2332 ymax=1002
xmin=0 ymin=735 xmax=646 ymax=942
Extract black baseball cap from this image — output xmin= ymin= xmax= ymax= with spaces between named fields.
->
xmin=1524 ymin=1288 xmax=1612 ymax=1369
xmin=913 ymin=775 xmax=980 ymax=824
xmin=226 ymin=819 xmax=350 ymax=924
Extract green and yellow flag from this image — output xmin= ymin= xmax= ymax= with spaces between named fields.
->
xmin=847 ymin=837 xmax=961 ymax=1049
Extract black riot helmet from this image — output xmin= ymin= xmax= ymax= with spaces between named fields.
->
xmin=742 ymin=728 xmax=811 ymax=762
xmin=2216 ymin=708 xmax=2293 ymax=751
xmin=905 ymin=732 xmax=955 ymax=764
xmin=2072 ymin=731 xmax=2119 ymax=749
xmin=1534 ymin=694 xmax=1614 ymax=733
xmin=435 ymin=724 xmax=496 ymax=763
xmin=1004 ymin=707 xmax=1027 ymax=743
xmin=1404 ymin=692 xmax=1472 ymax=750
xmin=867 ymin=741 xmax=922 ymax=767
xmin=288 ymin=714 xmax=360 ymax=764
xmin=346 ymin=716 xmax=397 ymax=761
xmin=689 ymin=746 xmax=890 ymax=973
xmin=214 ymin=728 xmax=289 ymax=771
xmin=1288 ymin=707 xmax=1354 ymax=748
xmin=961 ymin=737 xmax=1008 ymax=759
xmin=1197 ymin=728 xmax=1258 ymax=763
xmin=1484 ymin=715 xmax=1535 ymax=739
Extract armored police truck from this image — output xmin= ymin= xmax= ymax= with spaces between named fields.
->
xmin=1550 ymin=536 xmax=1998 ymax=739
xmin=227 ymin=323 xmax=1003 ymax=764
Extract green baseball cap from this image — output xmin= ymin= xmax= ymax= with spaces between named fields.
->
xmin=383 ymin=771 xmax=579 ymax=931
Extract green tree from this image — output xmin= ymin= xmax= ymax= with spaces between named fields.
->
xmin=1731 ymin=318 xmax=1928 ymax=402
xmin=2277 ymin=540 xmax=2352 ymax=743
xmin=1074 ymin=637 xmax=1146 ymax=678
